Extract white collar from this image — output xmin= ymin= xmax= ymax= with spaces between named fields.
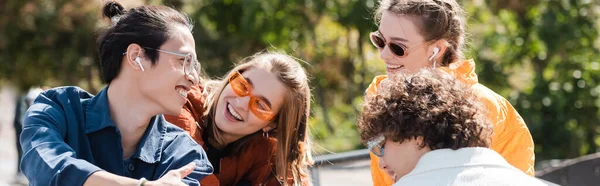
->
xmin=405 ymin=147 xmax=516 ymax=176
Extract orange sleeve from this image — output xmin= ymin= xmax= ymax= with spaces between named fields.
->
xmin=473 ymin=85 xmax=535 ymax=176
xmin=502 ymin=104 xmax=535 ymax=176
xmin=490 ymin=97 xmax=535 ymax=176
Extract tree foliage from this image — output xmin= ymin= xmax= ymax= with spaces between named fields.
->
xmin=1 ymin=0 xmax=599 ymax=161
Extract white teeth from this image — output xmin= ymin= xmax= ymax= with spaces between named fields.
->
xmin=386 ymin=64 xmax=403 ymax=69
xmin=176 ymin=88 xmax=188 ymax=98
xmin=227 ymin=103 xmax=243 ymax=121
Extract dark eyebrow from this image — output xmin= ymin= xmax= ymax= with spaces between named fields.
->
xmin=378 ymin=30 xmax=409 ymax=42
xmin=390 ymin=36 xmax=409 ymax=42
xmin=244 ymin=77 xmax=273 ymax=107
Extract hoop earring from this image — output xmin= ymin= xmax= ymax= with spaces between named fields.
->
xmin=263 ymin=130 xmax=269 ymax=138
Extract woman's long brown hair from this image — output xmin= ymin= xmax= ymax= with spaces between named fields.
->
xmin=201 ymin=52 xmax=313 ymax=185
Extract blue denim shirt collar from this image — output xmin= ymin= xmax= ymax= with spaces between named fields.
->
xmin=134 ymin=115 xmax=166 ymax=163
xmin=83 ymin=86 xmax=165 ymax=163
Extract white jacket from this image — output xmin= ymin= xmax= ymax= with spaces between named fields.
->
xmin=393 ymin=147 xmax=546 ymax=186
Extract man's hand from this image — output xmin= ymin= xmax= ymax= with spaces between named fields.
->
xmin=146 ymin=162 xmax=196 ymax=186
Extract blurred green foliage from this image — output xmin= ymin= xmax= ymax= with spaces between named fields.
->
xmin=1 ymin=0 xmax=599 ymax=163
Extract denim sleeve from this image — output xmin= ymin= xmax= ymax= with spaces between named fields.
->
xmin=20 ymin=93 xmax=102 ymax=186
xmin=159 ymin=134 xmax=213 ymax=186
xmin=182 ymin=158 xmax=214 ymax=186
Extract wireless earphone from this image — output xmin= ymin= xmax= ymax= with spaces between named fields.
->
xmin=135 ymin=56 xmax=145 ymax=72
xmin=429 ymin=47 xmax=439 ymax=61
xmin=429 ymin=47 xmax=440 ymax=68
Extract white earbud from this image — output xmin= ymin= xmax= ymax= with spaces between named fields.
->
xmin=135 ymin=57 xmax=145 ymax=72
xmin=429 ymin=47 xmax=440 ymax=61
xmin=429 ymin=47 xmax=440 ymax=68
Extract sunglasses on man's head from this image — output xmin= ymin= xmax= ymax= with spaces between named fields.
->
xmin=369 ymin=31 xmax=411 ymax=58
xmin=367 ymin=135 xmax=386 ymax=157
xmin=228 ymin=71 xmax=275 ymax=121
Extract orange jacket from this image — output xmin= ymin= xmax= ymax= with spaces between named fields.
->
xmin=366 ymin=59 xmax=535 ymax=185
xmin=165 ymin=85 xmax=282 ymax=186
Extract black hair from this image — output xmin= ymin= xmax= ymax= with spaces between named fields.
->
xmin=97 ymin=1 xmax=193 ymax=84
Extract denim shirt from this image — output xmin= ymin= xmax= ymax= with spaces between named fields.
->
xmin=20 ymin=86 xmax=213 ymax=186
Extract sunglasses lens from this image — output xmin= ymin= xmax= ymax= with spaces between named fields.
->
xmin=183 ymin=54 xmax=200 ymax=75
xmin=184 ymin=55 xmax=193 ymax=75
xmin=230 ymin=73 xmax=249 ymax=96
xmin=194 ymin=61 xmax=201 ymax=74
xmin=389 ymin=43 xmax=407 ymax=57
xmin=370 ymin=34 xmax=386 ymax=48
xmin=250 ymin=98 xmax=273 ymax=121
xmin=255 ymin=99 xmax=270 ymax=112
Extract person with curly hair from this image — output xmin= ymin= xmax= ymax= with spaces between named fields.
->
xmin=358 ymin=69 xmax=544 ymax=186
xmin=365 ymin=0 xmax=535 ymax=184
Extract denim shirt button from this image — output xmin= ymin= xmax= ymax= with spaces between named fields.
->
xmin=128 ymin=164 xmax=135 ymax=171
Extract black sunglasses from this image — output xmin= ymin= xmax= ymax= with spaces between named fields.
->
xmin=369 ymin=31 xmax=411 ymax=58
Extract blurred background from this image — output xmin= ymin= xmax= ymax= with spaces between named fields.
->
xmin=1 ymin=0 xmax=599 ymax=185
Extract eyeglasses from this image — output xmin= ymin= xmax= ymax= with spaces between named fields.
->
xmin=123 ymin=47 xmax=201 ymax=76
xmin=370 ymin=31 xmax=415 ymax=58
xmin=145 ymin=47 xmax=201 ymax=76
xmin=367 ymin=135 xmax=386 ymax=157
xmin=228 ymin=71 xmax=275 ymax=121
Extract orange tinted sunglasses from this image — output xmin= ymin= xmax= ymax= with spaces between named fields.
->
xmin=228 ymin=71 xmax=275 ymax=121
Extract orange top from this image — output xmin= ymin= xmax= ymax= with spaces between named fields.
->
xmin=366 ymin=59 xmax=535 ymax=185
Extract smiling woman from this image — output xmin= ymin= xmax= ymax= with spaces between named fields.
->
xmin=18 ymin=1 xmax=213 ymax=186
xmin=165 ymin=52 xmax=313 ymax=186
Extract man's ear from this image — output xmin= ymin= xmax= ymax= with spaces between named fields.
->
xmin=125 ymin=43 xmax=145 ymax=71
